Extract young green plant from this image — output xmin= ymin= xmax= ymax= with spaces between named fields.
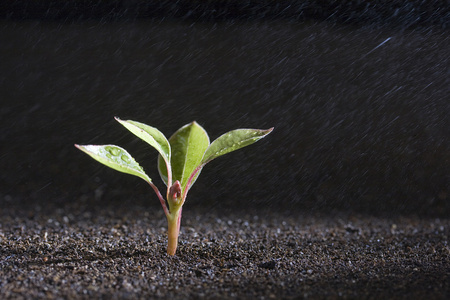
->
xmin=75 ymin=118 xmax=273 ymax=255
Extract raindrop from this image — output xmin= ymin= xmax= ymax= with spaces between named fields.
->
xmin=105 ymin=146 xmax=120 ymax=156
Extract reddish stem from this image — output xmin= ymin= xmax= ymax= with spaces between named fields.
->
xmin=166 ymin=207 xmax=182 ymax=255
xmin=181 ymin=164 xmax=204 ymax=204
xmin=177 ymin=207 xmax=183 ymax=233
xmin=148 ymin=181 xmax=169 ymax=216
xmin=166 ymin=160 xmax=172 ymax=191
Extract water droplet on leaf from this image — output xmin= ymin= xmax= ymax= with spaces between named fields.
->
xmin=105 ymin=146 xmax=120 ymax=156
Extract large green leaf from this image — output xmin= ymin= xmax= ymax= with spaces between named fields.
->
xmin=158 ymin=122 xmax=209 ymax=191
xmin=115 ymin=117 xmax=171 ymax=167
xmin=201 ymin=128 xmax=273 ymax=165
xmin=75 ymin=144 xmax=151 ymax=183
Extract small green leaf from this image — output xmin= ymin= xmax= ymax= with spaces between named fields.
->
xmin=75 ymin=144 xmax=151 ymax=183
xmin=201 ymin=128 xmax=273 ymax=165
xmin=115 ymin=117 xmax=171 ymax=165
xmin=158 ymin=122 xmax=209 ymax=191
xmin=157 ymin=155 xmax=169 ymax=185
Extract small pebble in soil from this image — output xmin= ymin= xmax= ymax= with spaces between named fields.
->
xmin=258 ymin=260 xmax=277 ymax=269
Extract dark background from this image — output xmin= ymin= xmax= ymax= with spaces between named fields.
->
xmin=1 ymin=0 xmax=449 ymax=216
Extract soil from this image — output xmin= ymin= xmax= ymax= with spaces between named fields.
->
xmin=1 ymin=199 xmax=448 ymax=299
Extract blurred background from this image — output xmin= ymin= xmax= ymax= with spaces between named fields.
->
xmin=1 ymin=1 xmax=449 ymax=216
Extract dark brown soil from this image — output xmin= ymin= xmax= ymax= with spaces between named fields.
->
xmin=1 ymin=200 xmax=448 ymax=299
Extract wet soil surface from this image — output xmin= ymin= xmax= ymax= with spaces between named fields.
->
xmin=1 ymin=201 xmax=448 ymax=299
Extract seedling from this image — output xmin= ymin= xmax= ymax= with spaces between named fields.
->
xmin=75 ymin=118 xmax=273 ymax=255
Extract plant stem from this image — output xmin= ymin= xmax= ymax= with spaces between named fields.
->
xmin=181 ymin=164 xmax=204 ymax=205
xmin=166 ymin=207 xmax=182 ymax=256
xmin=148 ymin=181 xmax=169 ymax=216
xmin=166 ymin=162 xmax=172 ymax=191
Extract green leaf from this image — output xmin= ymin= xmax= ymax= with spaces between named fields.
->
xmin=75 ymin=144 xmax=151 ymax=183
xmin=201 ymin=128 xmax=273 ymax=165
xmin=158 ymin=122 xmax=209 ymax=191
xmin=115 ymin=117 xmax=171 ymax=166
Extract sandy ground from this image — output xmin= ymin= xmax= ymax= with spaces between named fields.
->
xmin=1 ymin=200 xmax=448 ymax=299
